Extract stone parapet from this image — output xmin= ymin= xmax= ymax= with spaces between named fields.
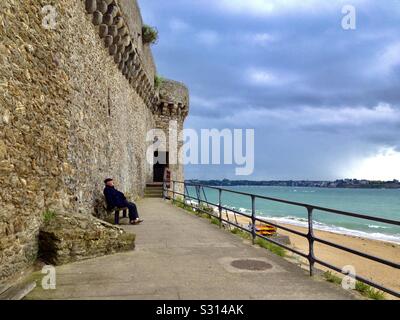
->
xmin=155 ymin=79 xmax=190 ymax=120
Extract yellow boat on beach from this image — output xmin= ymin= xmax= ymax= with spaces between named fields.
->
xmin=255 ymin=224 xmax=277 ymax=236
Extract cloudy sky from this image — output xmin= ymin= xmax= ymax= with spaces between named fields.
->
xmin=139 ymin=0 xmax=400 ymax=180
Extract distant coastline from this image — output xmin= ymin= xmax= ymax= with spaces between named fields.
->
xmin=186 ymin=179 xmax=400 ymax=189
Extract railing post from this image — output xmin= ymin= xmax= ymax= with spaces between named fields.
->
xmin=218 ymin=189 xmax=222 ymax=228
xmin=195 ymin=185 xmax=201 ymax=210
xmin=307 ymin=207 xmax=315 ymax=277
xmin=172 ymin=181 xmax=176 ymax=204
xmin=162 ymin=180 xmax=166 ymax=200
xmin=184 ymin=183 xmax=191 ymax=210
xmin=183 ymin=181 xmax=187 ymax=204
xmin=251 ymin=195 xmax=256 ymax=245
xmin=199 ymin=186 xmax=203 ymax=212
xmin=195 ymin=184 xmax=200 ymax=212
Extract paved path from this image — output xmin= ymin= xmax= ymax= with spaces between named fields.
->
xmin=27 ymin=198 xmax=356 ymax=300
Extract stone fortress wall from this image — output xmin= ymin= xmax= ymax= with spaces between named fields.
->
xmin=0 ymin=0 xmax=189 ymax=287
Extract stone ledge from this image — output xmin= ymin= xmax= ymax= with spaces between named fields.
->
xmin=39 ymin=212 xmax=135 ymax=266
xmin=0 ymin=281 xmax=36 ymax=300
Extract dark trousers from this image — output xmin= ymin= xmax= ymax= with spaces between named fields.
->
xmin=121 ymin=201 xmax=139 ymax=221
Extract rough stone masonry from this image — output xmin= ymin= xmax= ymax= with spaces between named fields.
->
xmin=0 ymin=0 xmax=189 ymax=287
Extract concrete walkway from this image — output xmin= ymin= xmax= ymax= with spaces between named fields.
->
xmin=27 ymin=198 xmax=356 ymax=300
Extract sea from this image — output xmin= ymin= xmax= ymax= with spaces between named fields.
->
xmin=185 ymin=186 xmax=400 ymax=244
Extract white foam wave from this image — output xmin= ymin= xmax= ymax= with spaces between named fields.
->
xmin=256 ymin=215 xmax=400 ymax=244
xmin=220 ymin=205 xmax=400 ymax=244
xmin=368 ymin=224 xmax=389 ymax=229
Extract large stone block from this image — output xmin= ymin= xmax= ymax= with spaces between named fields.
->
xmin=38 ymin=212 xmax=135 ymax=266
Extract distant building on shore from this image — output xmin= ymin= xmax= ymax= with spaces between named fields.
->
xmin=187 ymin=179 xmax=400 ymax=189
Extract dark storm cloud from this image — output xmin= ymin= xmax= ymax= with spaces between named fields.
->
xmin=139 ymin=0 xmax=400 ymax=179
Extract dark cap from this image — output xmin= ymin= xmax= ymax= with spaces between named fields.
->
xmin=104 ymin=178 xmax=113 ymax=184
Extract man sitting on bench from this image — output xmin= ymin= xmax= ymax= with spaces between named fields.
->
xmin=103 ymin=178 xmax=143 ymax=225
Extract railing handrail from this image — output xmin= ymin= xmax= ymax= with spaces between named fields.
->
xmin=174 ymin=180 xmax=400 ymax=226
xmin=164 ymin=179 xmax=400 ymax=298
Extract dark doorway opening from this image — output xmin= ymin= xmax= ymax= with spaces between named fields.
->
xmin=153 ymin=151 xmax=169 ymax=182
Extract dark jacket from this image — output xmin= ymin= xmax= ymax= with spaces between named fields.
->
xmin=104 ymin=185 xmax=127 ymax=209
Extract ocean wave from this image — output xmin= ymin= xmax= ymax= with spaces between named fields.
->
xmin=368 ymin=224 xmax=389 ymax=229
xmin=290 ymin=189 xmax=316 ymax=193
xmin=217 ymin=204 xmax=400 ymax=244
xmin=224 ymin=205 xmax=252 ymax=214
xmin=256 ymin=215 xmax=400 ymax=244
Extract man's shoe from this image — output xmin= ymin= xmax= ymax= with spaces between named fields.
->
xmin=130 ymin=219 xmax=143 ymax=225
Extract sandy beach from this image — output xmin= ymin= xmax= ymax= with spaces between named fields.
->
xmin=218 ymin=209 xmax=400 ymax=297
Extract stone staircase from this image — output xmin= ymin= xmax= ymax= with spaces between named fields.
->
xmin=144 ymin=183 xmax=164 ymax=198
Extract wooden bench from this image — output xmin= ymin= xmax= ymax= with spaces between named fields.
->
xmin=104 ymin=203 xmax=128 ymax=225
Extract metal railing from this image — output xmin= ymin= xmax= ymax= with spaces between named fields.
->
xmin=163 ymin=180 xmax=400 ymax=298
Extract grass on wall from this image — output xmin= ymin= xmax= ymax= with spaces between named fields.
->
xmin=142 ymin=24 xmax=158 ymax=44
xmin=154 ymin=75 xmax=164 ymax=89
xmin=42 ymin=210 xmax=56 ymax=223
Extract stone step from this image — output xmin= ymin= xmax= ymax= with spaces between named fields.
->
xmin=145 ymin=193 xmax=163 ymax=197
xmin=144 ymin=194 xmax=163 ymax=198
xmin=0 ymin=281 xmax=36 ymax=300
xmin=145 ymin=188 xmax=163 ymax=191
xmin=144 ymin=184 xmax=164 ymax=198
xmin=145 ymin=191 xmax=163 ymax=195
xmin=145 ymin=188 xmax=163 ymax=193
xmin=146 ymin=183 xmax=163 ymax=188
